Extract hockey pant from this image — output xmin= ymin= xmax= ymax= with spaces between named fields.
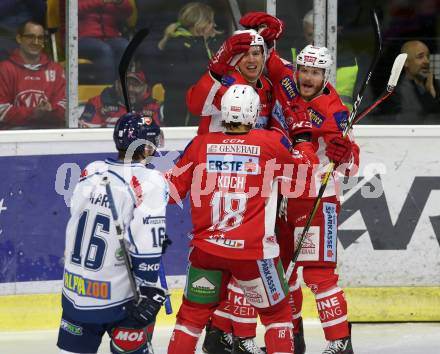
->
xmin=168 ymin=247 xmax=294 ymax=354
xmin=276 ymin=196 xmax=350 ymax=341
xmin=211 ymin=277 xmax=258 ymax=338
xmin=57 ymin=312 xmax=155 ymax=354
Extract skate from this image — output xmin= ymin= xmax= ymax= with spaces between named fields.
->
xmin=322 ymin=336 xmax=354 ymax=354
xmin=232 ymin=337 xmax=266 ymax=354
xmin=294 ymin=317 xmax=306 ymax=354
xmin=202 ymin=325 xmax=233 ymax=353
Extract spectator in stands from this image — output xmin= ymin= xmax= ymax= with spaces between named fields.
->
xmin=79 ymin=71 xmax=162 ymax=128
xmin=76 ymin=0 xmax=133 ymax=84
xmin=159 ymin=2 xmax=224 ymax=126
xmin=0 ymin=0 xmax=46 ymax=61
xmin=383 ymin=40 xmax=440 ymax=124
xmin=0 ymin=20 xmax=66 ymax=130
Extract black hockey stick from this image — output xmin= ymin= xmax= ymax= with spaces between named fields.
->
xmin=118 ymin=28 xmax=149 ymax=112
xmin=103 ymin=176 xmax=140 ymax=303
xmin=353 ymin=53 xmax=407 ymax=124
xmin=110 ymin=30 xmax=149 ymax=302
xmin=285 ymin=9 xmax=383 ymax=280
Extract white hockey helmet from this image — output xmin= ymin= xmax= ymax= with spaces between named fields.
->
xmin=221 ymin=84 xmax=260 ymax=126
xmin=233 ymin=29 xmax=268 ymax=63
xmin=296 ymin=44 xmax=333 ymax=86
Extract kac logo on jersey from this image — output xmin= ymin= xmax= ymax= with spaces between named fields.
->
xmin=16 ymin=90 xmax=47 ymax=108
xmin=207 ymin=155 xmax=260 ymax=175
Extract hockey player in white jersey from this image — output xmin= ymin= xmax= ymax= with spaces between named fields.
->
xmin=57 ymin=113 xmax=169 ymax=354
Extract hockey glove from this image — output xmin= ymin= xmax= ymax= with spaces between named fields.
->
xmin=239 ymin=12 xmax=284 ymax=43
xmin=325 ymin=136 xmax=353 ymax=165
xmin=209 ymin=32 xmax=253 ymax=76
xmin=127 ymin=286 xmax=168 ymax=326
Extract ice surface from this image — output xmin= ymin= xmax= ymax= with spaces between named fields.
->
xmin=1 ymin=321 xmax=439 ymax=354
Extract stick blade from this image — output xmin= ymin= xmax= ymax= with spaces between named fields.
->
xmin=118 ymin=28 xmax=150 ymax=112
xmin=387 ymin=53 xmax=407 ymax=90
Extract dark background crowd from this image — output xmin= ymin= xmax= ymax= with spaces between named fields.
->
xmin=1 ymin=0 xmax=439 ymax=129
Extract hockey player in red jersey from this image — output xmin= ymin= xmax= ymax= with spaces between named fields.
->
xmin=199 ymin=13 xmax=318 ymax=354
xmin=239 ymin=12 xmax=359 ymax=353
xmin=187 ymin=28 xmax=274 ymax=134
xmin=270 ymin=45 xmax=358 ymax=354
xmin=187 ymin=28 xmax=272 ymax=353
xmin=167 ymin=84 xmax=314 ymax=354
xmin=187 ymin=19 xmax=317 ymax=353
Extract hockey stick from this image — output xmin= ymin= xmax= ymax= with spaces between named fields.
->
xmin=159 ymin=259 xmax=173 ymax=314
xmin=118 ymin=28 xmax=149 ymax=112
xmin=353 ymin=53 xmax=407 ymax=124
xmin=103 ymin=176 xmax=140 ymax=303
xmin=112 ymin=29 xmax=148 ymax=291
xmin=227 ymin=0 xmax=242 ymax=29
xmin=285 ymin=9 xmax=383 ymax=281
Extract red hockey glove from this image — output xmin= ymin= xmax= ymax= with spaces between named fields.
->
xmin=209 ymin=32 xmax=252 ymax=76
xmin=325 ymin=136 xmax=353 ymax=165
xmin=239 ymin=12 xmax=284 ymax=42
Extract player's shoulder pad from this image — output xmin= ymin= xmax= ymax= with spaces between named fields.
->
xmin=177 ymin=135 xmax=199 ymax=160
xmin=184 ymin=136 xmax=196 ymax=152
xmin=325 ymin=82 xmax=347 ymax=108
xmin=222 ymin=70 xmax=246 ymax=87
xmin=260 ymin=74 xmax=273 ymax=88
xmin=324 ymin=83 xmax=350 ymax=131
xmin=79 ymin=160 xmax=107 ymax=181
xmin=137 ymin=168 xmax=170 ymax=201
xmin=259 ymin=129 xmax=292 ymax=151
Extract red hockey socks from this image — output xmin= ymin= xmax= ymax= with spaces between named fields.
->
xmin=168 ymin=325 xmax=200 ymax=354
xmin=315 ymin=287 xmax=349 ymax=340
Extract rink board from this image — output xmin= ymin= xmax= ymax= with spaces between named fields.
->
xmin=1 ymin=126 xmax=440 ymax=330
xmin=1 ymin=287 xmax=440 ymax=330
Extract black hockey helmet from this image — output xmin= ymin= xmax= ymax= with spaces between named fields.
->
xmin=113 ymin=112 xmax=163 ymax=153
